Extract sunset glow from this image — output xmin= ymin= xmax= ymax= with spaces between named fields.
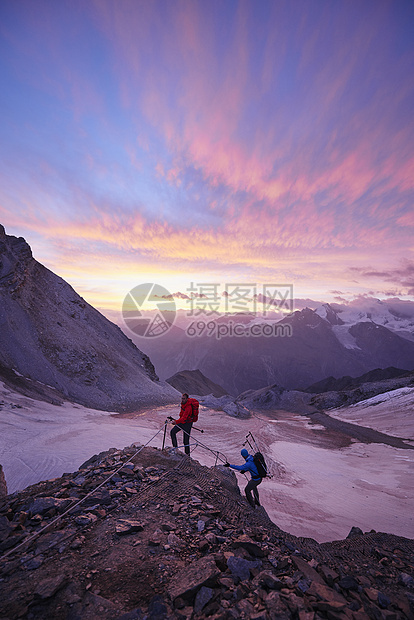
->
xmin=1 ymin=0 xmax=413 ymax=312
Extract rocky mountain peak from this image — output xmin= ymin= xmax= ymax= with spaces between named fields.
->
xmin=0 ymin=227 xmax=33 ymax=292
xmin=0 ymin=225 xmax=177 ymax=411
xmin=315 ymin=303 xmax=344 ymax=326
xmin=283 ymin=307 xmax=327 ymax=328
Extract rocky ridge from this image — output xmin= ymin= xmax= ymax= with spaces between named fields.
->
xmin=236 ymin=372 xmax=414 ymax=414
xmin=307 ymin=373 xmax=414 ymax=412
xmin=197 ymin=394 xmax=251 ymax=419
xmin=0 ymin=446 xmax=413 ymax=620
xmin=304 ymin=368 xmax=412 ymax=394
xmin=166 ymin=370 xmax=228 ymax=398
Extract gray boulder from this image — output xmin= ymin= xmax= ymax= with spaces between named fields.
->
xmin=198 ymin=394 xmax=250 ymax=418
xmin=168 ymin=555 xmax=220 ymax=601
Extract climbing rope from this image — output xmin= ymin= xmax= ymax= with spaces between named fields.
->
xmin=165 ymin=418 xmax=229 ymax=465
xmin=0 ymin=421 xmax=169 ymax=561
xmin=0 ymin=417 xmax=253 ymax=561
xmin=166 ymin=419 xmax=249 ymax=479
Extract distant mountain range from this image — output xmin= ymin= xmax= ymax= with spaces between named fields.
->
xmin=2 ymin=224 xmax=413 ymax=406
xmin=0 ymin=226 xmax=177 ymax=411
xmin=304 ymin=366 xmax=411 ymax=394
xmin=315 ymin=298 xmax=414 ymax=342
xmin=236 ymin=368 xmax=414 ymax=414
xmin=137 ymin=305 xmax=414 ymax=395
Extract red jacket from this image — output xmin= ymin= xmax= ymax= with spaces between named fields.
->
xmin=175 ymin=401 xmax=195 ymax=424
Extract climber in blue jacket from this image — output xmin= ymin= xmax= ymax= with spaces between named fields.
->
xmin=224 ymin=448 xmax=262 ymax=508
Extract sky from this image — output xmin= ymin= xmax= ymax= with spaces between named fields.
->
xmin=1 ymin=0 xmax=414 ymax=314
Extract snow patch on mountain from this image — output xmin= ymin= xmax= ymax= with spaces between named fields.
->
xmin=326 ymin=298 xmax=414 ymax=337
xmin=328 ymin=386 xmax=414 ymax=439
xmin=313 ymin=298 xmax=414 ymax=348
xmin=348 ymin=385 xmax=414 ymax=409
xmin=331 ymin=325 xmax=361 ymax=350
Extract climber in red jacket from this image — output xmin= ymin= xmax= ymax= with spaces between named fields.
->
xmin=170 ymin=393 xmax=198 ymax=455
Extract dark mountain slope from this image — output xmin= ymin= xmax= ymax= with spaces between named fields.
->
xmin=349 ymin=322 xmax=414 ymax=368
xmin=0 ymin=226 xmax=177 ymax=411
xmin=166 ymin=369 xmax=228 ymax=397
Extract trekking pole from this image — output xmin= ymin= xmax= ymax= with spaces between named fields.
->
xmin=242 ymin=434 xmax=254 ymax=452
xmin=166 ymin=416 xmax=203 ymax=433
xmin=214 ymin=451 xmax=229 ymax=465
xmin=249 ymin=432 xmax=260 ymax=452
xmin=162 ymin=419 xmax=169 ymax=450
xmin=244 ymin=431 xmax=260 ymax=453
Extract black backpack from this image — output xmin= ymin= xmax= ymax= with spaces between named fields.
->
xmin=253 ymin=452 xmax=268 ymax=478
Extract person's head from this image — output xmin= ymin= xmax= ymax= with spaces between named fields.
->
xmin=181 ymin=393 xmax=189 ymax=404
xmin=241 ymin=448 xmax=248 ymax=460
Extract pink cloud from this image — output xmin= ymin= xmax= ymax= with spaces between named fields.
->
xmin=397 ymin=211 xmax=414 ymax=227
xmin=2 ymin=1 xmax=413 ymax=304
xmin=84 ymin=0 xmax=413 ymax=233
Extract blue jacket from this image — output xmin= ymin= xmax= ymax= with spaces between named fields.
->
xmin=229 ymin=454 xmax=261 ymax=480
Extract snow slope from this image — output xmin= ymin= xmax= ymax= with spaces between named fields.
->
xmin=328 ymin=386 xmax=414 ymax=439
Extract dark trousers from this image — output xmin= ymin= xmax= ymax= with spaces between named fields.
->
xmin=245 ymin=478 xmax=261 ymax=507
xmin=170 ymin=422 xmax=193 ymax=455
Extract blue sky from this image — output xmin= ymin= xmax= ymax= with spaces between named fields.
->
xmin=1 ymin=0 xmax=414 ymax=311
